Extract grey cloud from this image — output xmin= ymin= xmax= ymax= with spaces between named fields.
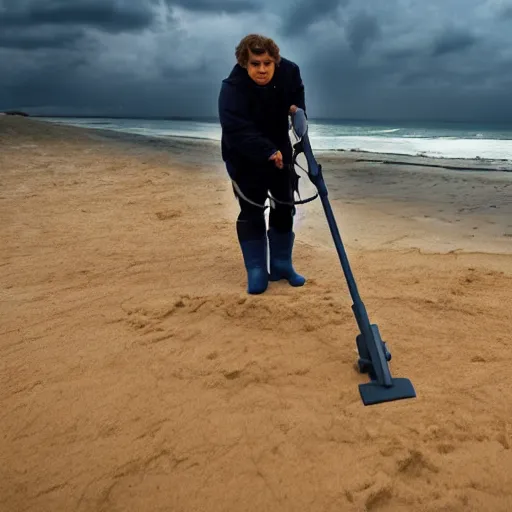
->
xmin=431 ymin=28 xmax=477 ymax=57
xmin=3 ymin=51 xmax=91 ymax=114
xmin=0 ymin=27 xmax=85 ymax=49
xmin=496 ymin=2 xmax=512 ymax=18
xmin=279 ymin=0 xmax=348 ymax=36
xmin=346 ymin=11 xmax=380 ymax=55
xmin=166 ymin=0 xmax=259 ymax=13
xmin=384 ymin=46 xmax=425 ymax=61
xmin=398 ymin=70 xmax=430 ymax=87
xmin=0 ymin=0 xmax=155 ymax=33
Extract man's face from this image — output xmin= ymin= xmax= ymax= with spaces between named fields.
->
xmin=246 ymin=50 xmax=275 ymax=86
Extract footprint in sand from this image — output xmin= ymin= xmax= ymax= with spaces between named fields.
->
xmin=155 ymin=209 xmax=182 ymax=220
xmin=396 ymin=449 xmax=439 ymax=478
xmin=349 ymin=474 xmax=394 ymax=511
xmin=223 ymin=370 xmax=242 ymax=380
xmin=364 ymin=484 xmax=393 ymax=511
xmin=437 ymin=443 xmax=456 ymax=454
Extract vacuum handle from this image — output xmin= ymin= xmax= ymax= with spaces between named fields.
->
xmin=291 ymin=108 xmax=319 ymax=178
xmin=302 ymin=134 xmax=320 ymax=178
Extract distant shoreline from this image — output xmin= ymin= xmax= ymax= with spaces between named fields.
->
xmin=34 ymin=116 xmax=512 ymax=173
xmin=0 ymin=111 xmax=29 ymax=117
xmin=5 ymin=114 xmax=512 ymax=171
xmin=11 ymin=112 xmax=512 ymax=128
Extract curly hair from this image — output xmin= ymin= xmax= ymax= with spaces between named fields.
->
xmin=235 ymin=34 xmax=281 ymax=67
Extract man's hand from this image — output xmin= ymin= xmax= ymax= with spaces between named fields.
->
xmin=269 ymin=150 xmax=283 ymax=169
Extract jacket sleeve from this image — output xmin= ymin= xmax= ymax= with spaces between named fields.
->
xmin=291 ymin=64 xmax=306 ymax=116
xmin=218 ymin=82 xmax=278 ymax=162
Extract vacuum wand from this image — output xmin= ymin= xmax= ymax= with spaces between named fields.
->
xmin=291 ymin=108 xmax=416 ymax=406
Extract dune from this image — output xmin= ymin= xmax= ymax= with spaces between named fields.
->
xmin=1 ymin=115 xmax=512 ymax=511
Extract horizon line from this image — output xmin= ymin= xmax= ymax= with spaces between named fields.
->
xmin=3 ymin=110 xmax=512 ymax=125
xmin=23 ymin=114 xmax=512 ymax=126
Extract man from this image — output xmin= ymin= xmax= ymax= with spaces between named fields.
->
xmin=218 ymin=34 xmax=307 ymax=295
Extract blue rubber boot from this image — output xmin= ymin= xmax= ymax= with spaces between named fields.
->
xmin=238 ymin=237 xmax=269 ymax=294
xmin=268 ymin=228 xmax=306 ymax=287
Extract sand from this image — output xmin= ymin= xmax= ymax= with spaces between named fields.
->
xmin=1 ymin=116 xmax=512 ymax=512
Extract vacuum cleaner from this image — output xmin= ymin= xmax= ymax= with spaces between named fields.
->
xmin=290 ymin=108 xmax=416 ymax=406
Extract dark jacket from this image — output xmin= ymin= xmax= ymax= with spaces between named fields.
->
xmin=218 ymin=57 xmax=306 ymax=179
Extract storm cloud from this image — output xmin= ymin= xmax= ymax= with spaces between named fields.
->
xmin=279 ymin=0 xmax=348 ymax=36
xmin=0 ymin=0 xmax=155 ymax=31
xmin=165 ymin=0 xmax=259 ymax=13
xmin=1 ymin=0 xmax=512 ymax=121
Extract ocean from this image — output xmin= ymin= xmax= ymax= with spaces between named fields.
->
xmin=39 ymin=116 xmax=512 ymax=162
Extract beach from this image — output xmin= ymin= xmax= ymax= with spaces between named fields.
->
xmin=1 ymin=115 xmax=512 ymax=511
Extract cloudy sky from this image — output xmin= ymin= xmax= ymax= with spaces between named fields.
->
xmin=2 ymin=0 xmax=512 ymax=121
